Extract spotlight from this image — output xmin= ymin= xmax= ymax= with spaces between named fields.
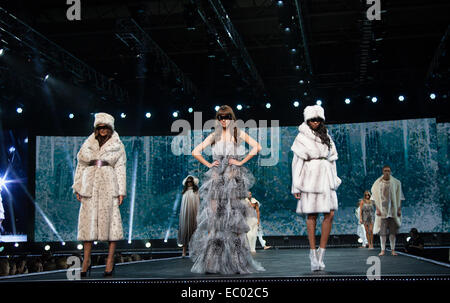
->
xmin=236 ymin=104 xmax=243 ymax=110
xmin=265 ymin=103 xmax=271 ymax=109
xmin=77 ymin=244 xmax=83 ymax=250
xmin=164 ymin=239 xmax=168 ymax=243
xmin=358 ymin=238 xmax=363 ymax=244
xmin=16 ymin=107 xmax=23 ymax=114
xmin=214 ymin=105 xmax=220 ymax=112
xmin=291 ymin=48 xmax=297 ymax=53
xmin=406 ymin=236 xmax=411 ymax=242
xmin=284 ymin=27 xmax=291 ymax=33
xmin=44 ymin=74 xmax=50 ymax=81
xmin=120 ymin=113 xmax=126 ymax=118
xmin=24 ymin=137 xmax=28 ymax=144
xmin=128 ymin=240 xmax=132 ymax=244
xmin=277 ymin=1 xmax=283 ymax=7
xmin=295 ymin=65 xmax=300 ymax=70
xmin=93 ymin=241 xmax=98 ymax=245
xmin=316 ymin=100 xmax=322 ymax=106
xmin=188 ymin=107 xmax=193 ymax=113
xmin=371 ymin=97 xmax=378 ymax=103
xmin=172 ymin=111 xmax=179 ymax=118
xmin=0 ymin=49 xmax=4 ymax=56
xmin=44 ymin=245 xmax=50 ymax=251
xmin=177 ymin=243 xmax=183 ymax=247
xmin=69 ymin=113 xmax=74 ymax=119
xmin=430 ymin=93 xmax=436 ymax=100
xmin=345 ymin=98 xmax=351 ymax=104
xmin=14 ymin=243 xmax=19 ymax=248
xmin=293 ymin=101 xmax=300 ymax=107
xmin=299 ymin=80 xmax=304 ymax=84
xmin=145 ymin=242 xmax=151 ymax=248
xmin=398 ymin=95 xmax=405 ymax=102
xmin=8 ymin=147 xmax=15 ymax=153
xmin=145 ymin=112 xmax=151 ymax=118
xmin=61 ymin=242 xmax=66 ymax=246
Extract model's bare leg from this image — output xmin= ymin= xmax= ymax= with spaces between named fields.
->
xmin=368 ymin=224 xmax=374 ymax=248
xmin=105 ymin=241 xmax=116 ymax=272
xmin=306 ymin=214 xmax=317 ymax=249
xmin=319 ymin=211 xmax=334 ymax=249
xmin=82 ymin=241 xmax=93 ymax=272
xmin=182 ymin=246 xmax=187 ymax=257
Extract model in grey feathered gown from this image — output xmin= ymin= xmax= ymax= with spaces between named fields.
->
xmin=189 ymin=140 xmax=265 ymax=274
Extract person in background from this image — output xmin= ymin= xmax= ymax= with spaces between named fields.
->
xmin=372 ymin=165 xmax=404 ymax=256
xmin=245 ymin=191 xmax=271 ymax=253
xmin=0 ymin=187 xmax=5 ymax=234
xmin=405 ymin=228 xmax=424 ymax=256
xmin=359 ymin=190 xmax=375 ymax=249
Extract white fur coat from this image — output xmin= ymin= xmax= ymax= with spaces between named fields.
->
xmin=72 ymin=132 xmax=126 ymax=241
xmin=291 ymin=122 xmax=341 ymax=194
xmin=371 ymin=175 xmax=404 ymax=234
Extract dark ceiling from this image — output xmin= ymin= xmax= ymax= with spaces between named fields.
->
xmin=0 ymin=0 xmax=448 ymax=135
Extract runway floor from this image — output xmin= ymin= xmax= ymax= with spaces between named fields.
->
xmin=2 ymin=247 xmax=449 ymax=282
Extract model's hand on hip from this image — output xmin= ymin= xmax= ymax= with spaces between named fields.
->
xmin=208 ymin=160 xmax=220 ymax=168
xmin=76 ymin=193 xmax=82 ymax=202
xmin=293 ymin=193 xmax=301 ymax=200
xmin=118 ymin=195 xmax=124 ymax=206
xmin=228 ymin=158 xmax=241 ymax=166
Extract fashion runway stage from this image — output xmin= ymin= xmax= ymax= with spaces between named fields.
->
xmin=2 ymin=248 xmax=449 ymax=282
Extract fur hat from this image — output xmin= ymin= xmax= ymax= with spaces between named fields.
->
xmin=94 ymin=112 xmax=115 ymax=131
xmin=182 ymin=175 xmax=199 ymax=186
xmin=303 ymin=105 xmax=325 ymax=122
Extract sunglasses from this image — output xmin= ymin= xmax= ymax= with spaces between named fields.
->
xmin=308 ymin=118 xmax=323 ymax=123
xmin=96 ymin=125 xmax=111 ymax=131
xmin=217 ymin=114 xmax=232 ymax=121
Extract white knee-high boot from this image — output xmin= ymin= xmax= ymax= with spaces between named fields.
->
xmin=316 ymin=247 xmax=326 ymax=270
xmin=309 ymin=249 xmax=320 ymax=272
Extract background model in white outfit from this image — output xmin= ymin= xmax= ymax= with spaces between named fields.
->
xmin=245 ymin=191 xmax=271 ymax=253
xmin=0 ymin=188 xmax=5 ymax=234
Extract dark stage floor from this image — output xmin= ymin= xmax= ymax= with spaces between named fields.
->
xmin=2 ymin=248 xmax=449 ymax=282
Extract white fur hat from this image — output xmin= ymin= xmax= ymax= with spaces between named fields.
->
xmin=182 ymin=175 xmax=199 ymax=186
xmin=94 ymin=112 xmax=115 ymax=131
xmin=303 ymin=105 xmax=325 ymax=122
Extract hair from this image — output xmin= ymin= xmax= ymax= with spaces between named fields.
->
xmin=212 ymin=105 xmax=239 ymax=145
xmin=382 ymin=165 xmax=391 ymax=171
xmin=95 ymin=125 xmax=113 ymax=147
xmin=363 ymin=190 xmax=371 ymax=199
xmin=307 ymin=119 xmax=331 ymax=149
xmin=182 ymin=176 xmax=199 ymax=194
xmin=410 ymin=228 xmax=419 ymax=235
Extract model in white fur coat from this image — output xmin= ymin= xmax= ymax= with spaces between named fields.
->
xmin=72 ymin=112 xmax=126 ymax=277
xmin=291 ymin=105 xmax=341 ymax=272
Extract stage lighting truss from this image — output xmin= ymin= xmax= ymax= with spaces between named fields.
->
xmin=0 ymin=7 xmax=129 ymax=103
xmin=115 ymin=18 xmax=198 ymax=97
xmin=192 ymin=0 xmax=267 ymax=98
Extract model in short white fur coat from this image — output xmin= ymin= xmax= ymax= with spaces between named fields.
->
xmin=291 ymin=105 xmax=341 ymax=272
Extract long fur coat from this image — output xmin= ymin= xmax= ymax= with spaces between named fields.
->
xmin=72 ymin=132 xmax=126 ymax=241
xmin=291 ymin=122 xmax=341 ymax=214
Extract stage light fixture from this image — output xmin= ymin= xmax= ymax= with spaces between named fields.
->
xmin=128 ymin=240 xmax=132 ymax=244
xmin=291 ymin=48 xmax=297 ymax=54
xmin=295 ymin=65 xmax=300 ymax=70
xmin=285 ymin=27 xmax=290 ymax=32
xmin=430 ymin=93 xmax=436 ymax=100
xmin=345 ymin=98 xmax=351 ymax=104
xmin=93 ymin=241 xmax=98 ymax=245
xmin=24 ymin=138 xmax=28 ymax=144
xmin=299 ymin=80 xmax=304 ymax=84
xmin=145 ymin=242 xmax=151 ymax=248
xmin=265 ymin=103 xmax=271 ymax=109
xmin=0 ymin=49 xmax=4 ymax=56
xmin=316 ymin=100 xmax=322 ymax=106
xmin=44 ymin=245 xmax=50 ymax=251
xmin=172 ymin=111 xmax=179 ymax=118
xmin=215 ymin=105 xmax=220 ymax=112
xmin=164 ymin=239 xmax=168 ymax=243
xmin=236 ymin=104 xmax=243 ymax=110
xmin=44 ymin=74 xmax=50 ymax=81
xmin=371 ymin=97 xmax=378 ymax=103
xmin=14 ymin=243 xmax=19 ymax=248
xmin=188 ymin=107 xmax=193 ymax=113
xmin=277 ymin=1 xmax=283 ymax=7
xmin=120 ymin=113 xmax=126 ymax=118
xmin=8 ymin=147 xmax=15 ymax=153
xmin=16 ymin=107 xmax=23 ymax=114
xmin=177 ymin=243 xmax=183 ymax=247
xmin=69 ymin=113 xmax=74 ymax=119
xmin=77 ymin=244 xmax=83 ymax=250
xmin=61 ymin=242 xmax=66 ymax=246
xmin=293 ymin=101 xmax=299 ymax=107
xmin=145 ymin=112 xmax=151 ymax=118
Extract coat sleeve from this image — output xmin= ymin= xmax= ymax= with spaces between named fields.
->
xmin=114 ymin=144 xmax=127 ymax=196
xmin=291 ymin=153 xmax=304 ymax=194
xmin=72 ymin=149 xmax=88 ymax=194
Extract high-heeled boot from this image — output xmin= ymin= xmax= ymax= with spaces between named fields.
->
xmin=309 ymin=249 xmax=320 ymax=272
xmin=316 ymin=247 xmax=326 ymax=271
